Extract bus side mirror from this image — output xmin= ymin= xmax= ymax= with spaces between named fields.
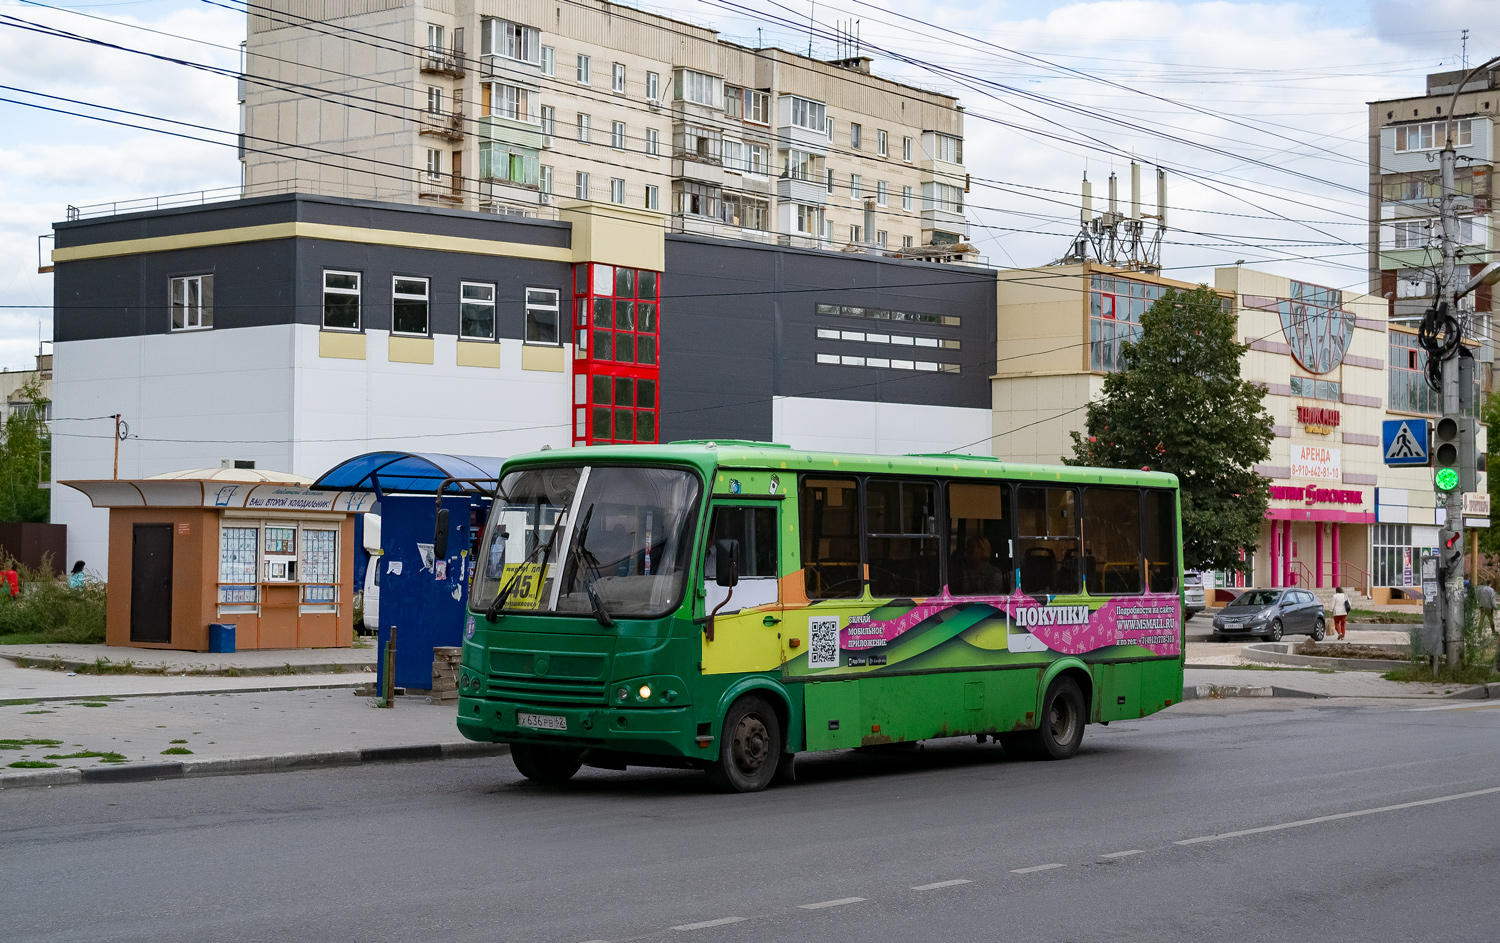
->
xmin=433 ymin=508 xmax=450 ymax=559
xmin=714 ymin=538 xmax=740 ymax=587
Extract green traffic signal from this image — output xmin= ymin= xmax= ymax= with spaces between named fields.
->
xmin=1436 ymin=466 xmax=1459 ymax=491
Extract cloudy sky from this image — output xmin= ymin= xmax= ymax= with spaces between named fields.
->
xmin=0 ymin=0 xmax=1493 ymax=372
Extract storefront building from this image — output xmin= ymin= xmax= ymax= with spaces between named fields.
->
xmin=992 ymin=262 xmax=1485 ymax=599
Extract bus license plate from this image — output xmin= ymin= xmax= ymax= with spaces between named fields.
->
xmin=517 ymin=712 xmax=567 ymax=731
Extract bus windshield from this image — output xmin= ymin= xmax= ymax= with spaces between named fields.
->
xmin=473 ymin=465 xmax=702 ymax=620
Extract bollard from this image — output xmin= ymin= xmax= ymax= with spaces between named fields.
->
xmin=383 ymin=625 xmax=397 ymax=709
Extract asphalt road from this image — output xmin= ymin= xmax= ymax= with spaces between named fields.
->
xmin=7 ymin=698 xmax=1500 ymax=943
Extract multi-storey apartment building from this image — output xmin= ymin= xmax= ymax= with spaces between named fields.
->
xmin=1368 ymin=67 xmax=1496 ymax=347
xmin=240 ymin=0 xmax=969 ymax=251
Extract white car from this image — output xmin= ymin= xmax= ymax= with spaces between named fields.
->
xmin=1183 ymin=573 xmax=1206 ymax=615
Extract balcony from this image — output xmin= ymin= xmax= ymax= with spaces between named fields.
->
xmin=419 ymin=174 xmax=465 ymax=204
xmin=419 ymin=108 xmax=465 ymax=142
xmin=776 ymin=175 xmax=827 ymax=206
xmin=421 ymin=49 xmax=466 ymax=79
xmin=921 ymin=207 xmax=969 ymax=238
xmin=776 ymin=124 xmax=828 ymax=155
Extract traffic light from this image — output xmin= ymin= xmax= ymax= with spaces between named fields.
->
xmin=1439 ymin=525 xmax=1463 ymax=572
xmin=1432 ymin=415 xmax=1478 ymax=493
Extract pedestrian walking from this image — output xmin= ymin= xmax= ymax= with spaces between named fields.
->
xmin=1477 ymin=582 xmax=1496 ymax=635
xmin=1331 ymin=586 xmax=1350 ymax=640
xmin=68 ymin=560 xmax=86 ymax=590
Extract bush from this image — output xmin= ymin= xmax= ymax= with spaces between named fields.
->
xmin=0 ymin=562 xmax=107 ymax=645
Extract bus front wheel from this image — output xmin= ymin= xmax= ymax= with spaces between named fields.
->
xmin=511 ymin=743 xmax=584 ymax=784
xmin=707 ymin=695 xmax=783 ymax=793
xmin=1000 ymin=676 xmax=1086 ymax=761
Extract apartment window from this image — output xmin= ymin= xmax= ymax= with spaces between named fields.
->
xmin=850 ymin=224 xmax=862 ymax=244
xmin=721 ymin=193 xmax=769 ymax=231
xmin=169 ymin=274 xmax=213 ymax=331
xmin=610 ymin=177 xmax=626 ymax=203
xmin=482 ymin=18 xmax=539 ymax=64
xmin=902 ymin=234 xmax=913 ymax=248
xmin=426 ymin=23 xmax=444 ymax=54
xmin=484 ymin=82 xmax=537 ymax=123
xmin=675 ymin=69 xmax=722 ymax=107
xmin=611 ymin=121 xmax=625 ymax=149
xmin=478 ymin=140 xmax=539 ymax=186
xmin=539 ymin=164 xmax=554 ymax=202
xmin=645 ymin=184 xmax=660 ymax=210
xmin=646 ymin=70 xmax=659 ymax=100
xmin=902 ymin=185 xmax=913 ymax=211
xmin=322 ymin=271 xmax=360 ymax=331
xmin=646 ymin=128 xmax=659 ymax=156
xmin=676 ymin=124 xmax=722 ymax=162
xmin=576 ymin=54 xmax=591 ymax=84
xmin=930 ymin=132 xmax=962 ymax=163
xmin=746 ymin=143 xmax=768 ymax=175
xmin=724 ymin=85 xmax=744 ymax=119
xmin=540 ymin=45 xmax=555 ymax=76
xmin=877 ymin=180 xmax=888 ymax=206
xmin=1395 ymin=118 xmax=1472 ymax=152
xmin=784 ymin=148 xmax=816 ymax=181
xmin=540 ymin=104 xmax=555 ymax=138
xmin=877 ymin=129 xmax=888 ymax=156
xmin=877 ymin=230 xmax=888 ymax=246
xmin=425 ymin=148 xmax=441 ymax=179
xmin=794 ymin=204 xmax=820 ymax=235
xmin=460 ymin=281 xmax=496 ymax=340
xmin=526 ymin=287 xmax=561 ymax=345
xmin=745 ymin=89 xmax=769 ymax=124
xmin=426 ymin=86 xmax=443 ymax=114
xmin=825 ymin=168 xmax=834 ymax=194
xmin=576 ymin=112 xmax=590 ymax=143
xmin=676 ymin=181 xmax=719 ymax=217
xmin=850 ymin=122 xmax=862 ymax=149
xmin=787 ymin=96 xmax=826 ymax=132
xmin=850 ymin=173 xmax=862 ymax=200
xmin=903 ymin=135 xmax=912 ymax=161
xmin=612 ymin=62 xmax=626 ymax=93
xmin=826 ymin=116 xmax=833 ymax=140
xmin=575 ymin=171 xmax=590 ymax=200
xmin=922 ymin=181 xmax=964 ymax=213
xmin=723 ymin=138 xmax=744 ymax=171
xmin=392 ymin=277 xmax=428 ymax=336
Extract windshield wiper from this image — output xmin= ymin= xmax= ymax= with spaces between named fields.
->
xmin=486 ymin=512 xmax=566 ymax=622
xmin=569 ymin=504 xmax=615 ymax=627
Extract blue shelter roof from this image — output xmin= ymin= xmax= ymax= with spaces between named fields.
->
xmin=311 ymin=452 xmax=506 ymax=495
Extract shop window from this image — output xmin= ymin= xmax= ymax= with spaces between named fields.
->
xmin=170 ymin=274 xmax=213 ymax=331
xmin=323 ymin=271 xmax=360 ymax=331
xmin=264 ymin=525 xmax=297 ymax=581
xmin=947 ymin=482 xmax=1012 ymax=595
xmin=460 ymin=282 xmax=495 ymax=340
xmin=1082 ymin=487 xmax=1142 ymax=594
xmin=800 ymin=476 xmax=861 ymax=599
xmin=865 ymin=479 xmax=940 ymax=597
xmin=219 ymin=525 xmax=258 ymax=604
xmin=1017 ymin=486 xmax=1080 ymax=594
xmin=1144 ymin=489 xmax=1177 ymax=592
xmin=392 ymin=277 xmax=429 ymax=336
xmin=301 ymin=529 xmax=338 ymax=604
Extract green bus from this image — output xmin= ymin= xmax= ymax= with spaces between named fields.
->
xmin=456 ymin=442 xmax=1185 ymax=792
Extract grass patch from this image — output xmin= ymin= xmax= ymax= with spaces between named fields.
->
xmin=160 ymin=747 xmax=193 ymax=755
xmin=0 ymin=698 xmax=38 ymax=706
xmin=1383 ymin=663 xmax=1500 ymax=685
xmin=0 ymin=563 xmax=107 ymax=645
xmin=169 ymin=739 xmax=187 ymax=744
xmin=0 ymin=738 xmax=62 ymax=749
xmin=21 ymin=709 xmax=54 ymax=714
xmin=1348 ymin=608 xmax=1424 ymax=624
xmin=44 ymin=750 xmax=126 ymax=763
xmin=70 ymin=702 xmax=110 ymax=708
xmin=7 ymin=760 xmax=59 ymax=769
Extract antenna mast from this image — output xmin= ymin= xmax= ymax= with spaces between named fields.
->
xmin=1059 ymin=161 xmax=1167 ymax=272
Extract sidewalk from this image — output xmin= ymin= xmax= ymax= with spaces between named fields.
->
xmin=0 ymin=642 xmax=378 ymax=676
xmin=0 ymin=656 xmax=367 ymax=702
xmin=1183 ymin=666 xmax=1468 ymax=699
xmin=1184 ymin=628 xmax=1411 ymax=667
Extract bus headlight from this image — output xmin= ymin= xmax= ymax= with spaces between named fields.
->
xmin=638 ymin=684 xmax=652 ymax=700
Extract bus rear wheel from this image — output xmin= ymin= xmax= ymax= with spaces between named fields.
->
xmin=511 ymin=743 xmax=584 ymax=784
xmin=707 ymin=695 xmax=783 ymax=793
xmin=1000 ymin=676 xmax=1086 ymax=761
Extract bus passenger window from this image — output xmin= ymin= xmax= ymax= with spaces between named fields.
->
xmin=800 ymin=477 xmax=862 ymax=598
xmin=1082 ymin=487 xmax=1142 ymax=595
xmin=705 ymin=506 xmax=778 ymax=578
xmin=946 ymin=482 xmax=1011 ymax=595
xmin=865 ymin=479 xmax=940 ymax=598
xmin=1144 ymin=490 xmax=1177 ymax=592
xmin=1016 ymin=486 xmax=1080 ymax=595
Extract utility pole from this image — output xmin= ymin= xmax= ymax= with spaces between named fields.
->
xmin=1438 ymin=136 xmax=1465 ymax=669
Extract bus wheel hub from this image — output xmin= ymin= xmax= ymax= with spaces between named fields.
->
xmin=732 ymin=714 xmax=770 ymax=773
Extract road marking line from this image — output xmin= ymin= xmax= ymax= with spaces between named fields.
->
xmin=672 ymin=917 xmax=748 ymax=931
xmin=799 ymin=897 xmax=866 ymax=910
xmin=1010 ymin=863 xmax=1065 ymax=874
xmin=1100 ymin=850 xmax=1143 ymax=858
xmin=911 ymin=879 xmax=972 ymax=890
xmin=1175 ymin=784 xmax=1500 ymax=846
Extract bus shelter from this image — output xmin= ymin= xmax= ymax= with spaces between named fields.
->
xmin=311 ymin=452 xmax=504 ymax=692
xmin=62 ymin=468 xmax=376 ymax=651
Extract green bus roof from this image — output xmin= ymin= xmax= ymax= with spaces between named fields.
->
xmin=500 ymin=441 xmax=1179 ymax=488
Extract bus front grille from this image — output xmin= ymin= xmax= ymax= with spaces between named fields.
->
xmin=487 ymin=676 xmax=608 ymax=707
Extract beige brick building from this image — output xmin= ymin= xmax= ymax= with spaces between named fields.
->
xmin=240 ymin=0 xmax=969 ymax=251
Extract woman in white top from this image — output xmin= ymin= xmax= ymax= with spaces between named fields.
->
xmin=1330 ymin=587 xmax=1350 ymax=640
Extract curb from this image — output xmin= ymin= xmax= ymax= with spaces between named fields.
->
xmin=0 ymin=741 xmax=509 ymax=790
xmin=1445 ymin=682 xmax=1500 ymax=700
xmin=1240 ymin=642 xmax=1407 ymax=673
xmin=1182 ymin=683 xmax=1274 ymax=700
xmin=1 ymin=681 xmax=366 ymax=705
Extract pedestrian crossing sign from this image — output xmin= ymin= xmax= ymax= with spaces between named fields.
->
xmin=1382 ymin=419 xmax=1430 ymax=467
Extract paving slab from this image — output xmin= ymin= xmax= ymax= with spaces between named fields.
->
xmin=0 ymin=686 xmax=488 ymax=787
xmin=0 ymin=642 xmax=378 ymax=675
xmin=1185 ymin=628 xmax=1411 ymax=668
xmin=0 ymin=656 xmax=367 ymax=702
xmin=1184 ymin=666 xmax=1466 ymax=699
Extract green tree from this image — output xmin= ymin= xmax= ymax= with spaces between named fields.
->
xmin=1066 ymin=285 xmax=1273 ymax=572
xmin=1479 ymin=390 xmax=1500 ymax=558
xmin=0 ymin=378 xmax=51 ymax=523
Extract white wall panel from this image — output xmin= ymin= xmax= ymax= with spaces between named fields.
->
xmin=770 ymin=395 xmax=990 ymax=456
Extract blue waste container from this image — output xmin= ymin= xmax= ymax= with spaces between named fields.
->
xmin=208 ymin=623 xmax=236 ymax=653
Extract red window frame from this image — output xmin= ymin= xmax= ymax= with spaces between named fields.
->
xmin=572 ymin=262 xmax=662 ymax=445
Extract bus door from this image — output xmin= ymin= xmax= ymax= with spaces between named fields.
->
xmin=701 ymin=502 xmax=783 ymax=674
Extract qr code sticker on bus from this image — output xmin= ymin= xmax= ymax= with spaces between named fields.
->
xmin=807 ymin=616 xmax=840 ymax=669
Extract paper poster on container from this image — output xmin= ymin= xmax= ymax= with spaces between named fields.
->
xmin=1290 ymin=445 xmax=1341 ymax=482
